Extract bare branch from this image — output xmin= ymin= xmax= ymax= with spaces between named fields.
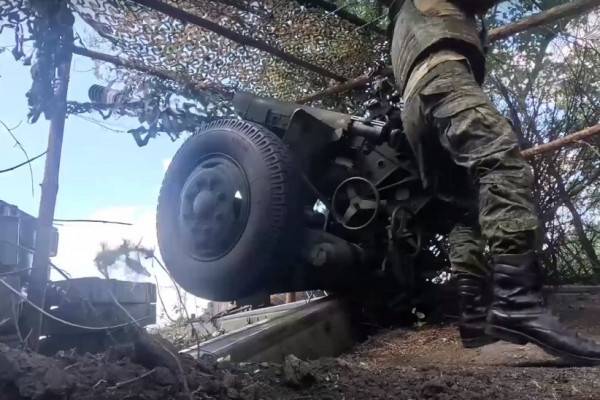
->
xmin=488 ymin=0 xmax=600 ymax=41
xmin=521 ymin=124 xmax=600 ymax=159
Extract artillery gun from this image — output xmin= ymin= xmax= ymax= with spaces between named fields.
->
xmin=157 ymin=93 xmax=471 ymax=306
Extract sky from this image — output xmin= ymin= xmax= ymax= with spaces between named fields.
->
xmin=0 ymin=24 xmax=208 ymax=323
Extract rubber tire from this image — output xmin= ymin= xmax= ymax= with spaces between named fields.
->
xmin=157 ymin=119 xmax=302 ymax=301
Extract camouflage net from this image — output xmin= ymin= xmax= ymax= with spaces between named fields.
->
xmin=70 ymin=0 xmax=387 ymax=101
xmin=1 ymin=0 xmax=390 ymax=143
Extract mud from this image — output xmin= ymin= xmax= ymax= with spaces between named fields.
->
xmin=1 ymin=325 xmax=599 ymax=400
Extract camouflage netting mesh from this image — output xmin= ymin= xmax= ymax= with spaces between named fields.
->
xmin=71 ymin=0 xmax=387 ymax=101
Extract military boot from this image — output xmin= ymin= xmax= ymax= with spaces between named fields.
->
xmin=457 ymin=273 xmax=498 ymax=348
xmin=486 ymin=253 xmax=600 ymax=364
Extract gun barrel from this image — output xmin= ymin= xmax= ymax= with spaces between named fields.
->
xmin=233 ymin=92 xmax=352 ymax=132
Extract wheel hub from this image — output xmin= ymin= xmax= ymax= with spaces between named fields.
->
xmin=179 ymin=154 xmax=250 ymax=260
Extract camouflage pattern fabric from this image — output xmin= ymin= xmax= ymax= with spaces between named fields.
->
xmin=449 ymin=223 xmax=488 ymax=276
xmin=390 ymin=0 xmax=485 ymax=95
xmin=401 ymin=59 xmax=540 ymax=264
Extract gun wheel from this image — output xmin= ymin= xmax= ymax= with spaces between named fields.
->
xmin=157 ymin=119 xmax=302 ymax=300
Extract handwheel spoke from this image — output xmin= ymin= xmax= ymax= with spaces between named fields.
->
xmin=358 ymin=199 xmax=378 ymax=210
xmin=346 ymin=185 xmax=358 ymax=199
xmin=343 ymin=205 xmax=358 ymax=223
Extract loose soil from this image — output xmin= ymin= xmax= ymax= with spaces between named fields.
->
xmin=2 ymin=322 xmax=600 ymax=400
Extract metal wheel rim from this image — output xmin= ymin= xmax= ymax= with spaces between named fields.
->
xmin=178 ymin=153 xmax=251 ymax=261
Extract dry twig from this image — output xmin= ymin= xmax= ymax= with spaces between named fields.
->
xmin=107 ymin=368 xmax=157 ymax=390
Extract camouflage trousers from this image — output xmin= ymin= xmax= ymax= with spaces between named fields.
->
xmin=401 ymin=59 xmax=540 ymax=276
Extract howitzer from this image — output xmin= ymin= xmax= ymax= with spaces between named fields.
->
xmin=157 ymin=92 xmax=468 ymax=311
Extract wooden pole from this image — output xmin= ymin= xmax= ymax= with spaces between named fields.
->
xmin=521 ymin=124 xmax=600 ymax=159
xmin=23 ymin=40 xmax=73 ymax=352
xmin=297 ymin=0 xmax=600 ymax=103
xmin=130 ymin=0 xmax=347 ymax=82
xmin=488 ymin=0 xmax=600 ymax=41
xmin=297 ymin=66 xmax=392 ymax=103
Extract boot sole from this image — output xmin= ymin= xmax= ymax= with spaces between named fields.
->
xmin=487 ymin=325 xmax=600 ymax=365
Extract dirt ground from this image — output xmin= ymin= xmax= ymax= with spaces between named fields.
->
xmin=249 ymin=324 xmax=600 ymax=400
xmin=2 ymin=322 xmax=600 ymax=400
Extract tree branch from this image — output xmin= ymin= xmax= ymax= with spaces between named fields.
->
xmin=488 ymin=0 xmax=600 ymax=41
xmin=521 ymin=124 xmax=600 ymax=159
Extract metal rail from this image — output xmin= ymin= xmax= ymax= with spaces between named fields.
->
xmin=182 ymin=296 xmax=360 ymax=362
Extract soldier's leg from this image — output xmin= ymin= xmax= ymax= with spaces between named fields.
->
xmin=416 ymin=61 xmax=538 ymax=256
xmin=448 ymin=223 xmax=487 ymax=277
xmin=417 ymin=59 xmax=600 ymax=363
xmin=449 ymin=222 xmax=497 ymax=348
xmin=403 ymin=83 xmax=496 ymax=347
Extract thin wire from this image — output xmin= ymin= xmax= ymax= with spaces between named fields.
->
xmin=152 ymin=261 xmax=178 ymax=323
xmin=0 ymin=240 xmax=71 ymax=280
xmin=353 ymin=12 xmax=388 ymax=33
xmin=72 ymin=114 xmax=130 ymax=134
xmin=0 ymin=267 xmax=33 ymax=277
xmin=107 ymin=287 xmax=141 ymax=328
xmin=151 ymin=255 xmax=191 ymax=320
xmin=0 ymin=119 xmax=36 ymax=197
xmin=0 ymin=277 xmax=148 ymax=331
xmin=326 ymin=1 xmax=361 ymax=17
xmin=53 ymin=219 xmax=133 ymax=226
xmin=0 ymin=151 xmax=47 ymax=173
